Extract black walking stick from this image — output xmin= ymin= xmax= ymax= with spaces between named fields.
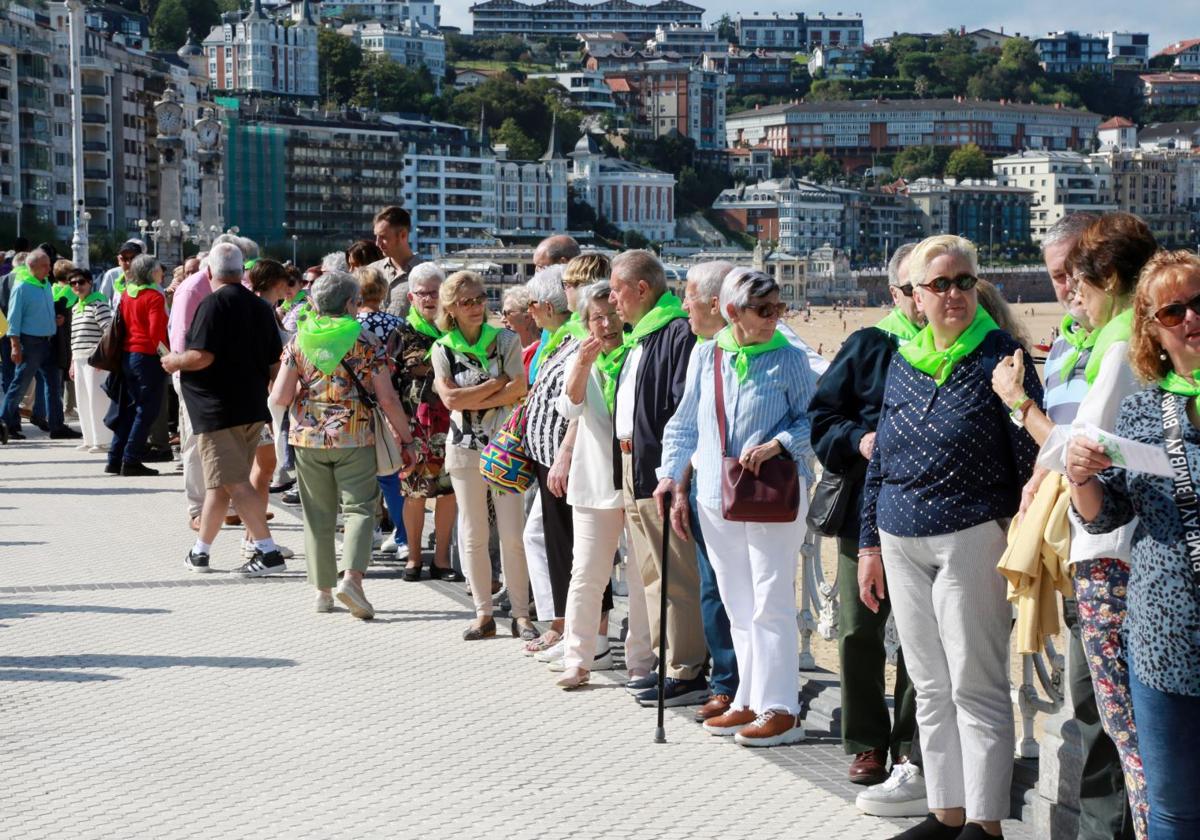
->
xmin=654 ymin=492 xmax=671 ymax=744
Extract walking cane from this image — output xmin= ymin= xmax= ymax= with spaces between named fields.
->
xmin=654 ymin=492 xmax=671 ymax=744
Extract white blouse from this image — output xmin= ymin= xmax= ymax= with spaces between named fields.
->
xmin=557 ymin=364 xmax=624 ymax=510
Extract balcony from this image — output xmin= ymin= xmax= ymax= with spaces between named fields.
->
xmin=82 ymin=113 xmax=106 ymax=124
xmin=80 ymin=85 xmax=106 ymax=98
xmin=84 ymin=195 xmax=109 ymax=207
xmin=83 ymin=140 xmax=107 ymax=152
xmin=83 ymin=168 xmax=107 ymax=180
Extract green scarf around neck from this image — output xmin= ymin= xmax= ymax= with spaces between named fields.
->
xmin=113 ymin=273 xmax=126 ymax=295
xmin=296 ymin=314 xmax=362 ymax=375
xmin=53 ymin=283 xmax=78 ymax=307
xmin=1084 ymin=308 xmax=1132 ymax=386
xmin=124 ymin=283 xmax=155 ymax=299
xmin=73 ymin=291 xmax=105 ymax=314
xmin=1057 ymin=314 xmax=1095 ymax=380
xmin=875 ymin=307 xmax=921 ymax=344
xmin=899 ymin=306 xmax=999 ymax=386
xmin=1161 ymin=371 xmax=1200 ymax=397
xmin=596 ymin=291 xmax=687 ymax=411
xmin=596 ymin=345 xmax=627 ymax=414
xmin=714 ymin=326 xmax=789 ymax=382
xmin=407 ymin=306 xmax=442 ymax=340
xmin=565 ymin=310 xmax=588 ymax=339
xmin=436 ymin=323 xmax=501 ymax=369
xmin=539 ymin=316 xmax=580 ymax=362
xmin=14 ymin=265 xmax=46 ymax=289
xmin=280 ymin=289 xmax=307 ymax=314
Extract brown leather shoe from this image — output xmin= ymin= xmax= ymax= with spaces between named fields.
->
xmin=848 ymin=748 xmax=889 ymax=785
xmin=694 ymin=693 xmax=733 ymax=722
xmin=701 ymin=707 xmax=757 ymax=736
xmin=733 ymin=710 xmax=806 ymax=747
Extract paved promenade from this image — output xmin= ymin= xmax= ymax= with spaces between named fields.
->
xmin=0 ymin=437 xmax=1028 ymax=839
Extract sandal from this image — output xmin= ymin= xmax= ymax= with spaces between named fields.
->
xmin=511 ymin=618 xmax=539 ymax=641
xmin=522 ymin=629 xmax=561 ymax=656
xmin=429 ymin=564 xmax=464 ymax=582
xmin=403 ymin=564 xmax=422 ymax=582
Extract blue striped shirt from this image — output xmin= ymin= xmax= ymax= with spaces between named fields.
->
xmin=1042 ymin=334 xmax=1090 ymax=424
xmin=658 ymin=339 xmax=816 ymax=510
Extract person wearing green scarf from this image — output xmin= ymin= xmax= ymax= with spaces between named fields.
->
xmin=296 ymin=314 xmax=363 ymax=375
xmin=406 ymin=304 xmax=440 ymax=340
xmin=52 ymin=281 xmax=78 ymax=308
xmin=65 ymin=269 xmax=113 ymax=450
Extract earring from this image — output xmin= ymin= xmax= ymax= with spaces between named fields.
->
xmin=1160 ymin=352 xmax=1168 ymax=361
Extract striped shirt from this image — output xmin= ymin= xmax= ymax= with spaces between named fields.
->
xmin=1043 ymin=333 xmax=1091 ymax=424
xmin=70 ymin=298 xmax=113 ymax=359
xmin=658 ymin=339 xmax=817 ymax=510
xmin=524 ymin=336 xmax=577 ymax=467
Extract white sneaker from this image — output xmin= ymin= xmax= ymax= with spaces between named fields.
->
xmin=89 ymin=445 xmax=108 ymax=454
xmin=76 ymin=443 xmax=89 ymax=451
xmin=335 ymin=577 xmax=375 ymax=620
xmin=855 ymin=761 xmax=928 ymax=818
xmin=393 ymin=543 xmax=409 ymax=562
xmin=241 ymin=538 xmax=255 ymax=559
xmin=315 ymin=591 xmax=334 ymax=613
xmin=380 ymin=533 xmax=399 ymax=554
xmin=548 ymin=648 xmax=612 ymax=673
xmin=277 ymin=544 xmax=294 ymax=560
xmin=534 ymin=639 xmax=565 ymax=663
xmin=372 ymin=528 xmax=384 ymax=549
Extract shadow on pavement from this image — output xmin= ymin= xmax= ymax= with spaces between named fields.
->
xmin=0 ymin=654 xmax=297 ymax=671
xmin=0 ymin=602 xmax=170 ymax=626
xmin=0 ymin=487 xmax=179 ymax=496
xmin=0 ymin=669 xmax=122 ymax=682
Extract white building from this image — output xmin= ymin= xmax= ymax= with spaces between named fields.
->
xmin=317 ymin=0 xmax=440 ymax=29
xmin=712 ymin=177 xmax=845 ymax=255
xmin=1092 ymin=147 xmax=1192 ymax=243
xmin=1157 ymin=38 xmax=1200 ymax=72
xmin=805 ymin=14 xmax=865 ymax=50
xmin=646 ymin=24 xmax=724 ymax=61
xmin=1139 ymin=121 xmax=1200 ymax=152
xmin=994 ymin=150 xmax=1116 ymax=241
xmin=528 ymin=70 xmax=616 ymax=111
xmin=808 ymin=45 xmax=871 ymax=80
xmin=204 ymin=0 xmax=319 ymax=99
xmin=1100 ymin=31 xmax=1150 ymax=68
xmin=1097 ymin=116 xmax=1137 ymax=151
xmin=735 ymin=13 xmax=805 ymax=50
xmin=493 ymin=119 xmax=568 ymax=238
xmin=569 ymin=132 xmax=675 ymax=241
xmin=339 ymin=20 xmax=446 ymax=89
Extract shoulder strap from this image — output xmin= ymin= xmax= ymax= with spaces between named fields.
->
xmin=713 ymin=346 xmax=728 ymax=457
xmin=340 ymin=357 xmax=377 ymax=411
xmin=1162 ymin=390 xmax=1200 ymax=596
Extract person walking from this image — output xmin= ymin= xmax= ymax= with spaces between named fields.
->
xmin=67 ymin=268 xmax=112 ymax=453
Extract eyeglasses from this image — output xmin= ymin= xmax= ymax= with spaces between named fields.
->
xmin=411 ymin=289 xmax=438 ymax=299
xmin=919 ymin=274 xmax=978 ymax=294
xmin=743 ymin=301 xmax=788 ymax=319
xmin=68 ymin=279 xmax=89 ymax=287
xmin=501 ymin=308 xmax=525 ymax=318
xmin=1153 ymin=293 xmax=1200 ymax=328
xmin=895 ymin=284 xmax=914 ymax=298
xmin=588 ymin=310 xmax=622 ymax=324
xmin=456 ymin=295 xmax=486 ymax=309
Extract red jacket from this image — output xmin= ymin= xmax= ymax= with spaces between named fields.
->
xmin=121 ymin=289 xmax=168 ymax=355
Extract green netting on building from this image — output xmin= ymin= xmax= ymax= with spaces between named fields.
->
xmin=224 ymin=109 xmax=286 ymax=246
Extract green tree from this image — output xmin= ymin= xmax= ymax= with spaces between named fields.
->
xmin=150 ymin=0 xmax=190 ymax=51
xmin=318 ymin=29 xmax=363 ymax=105
xmin=715 ymin=13 xmax=737 ymax=44
xmin=807 ymin=79 xmax=851 ymax=101
xmin=892 ymin=145 xmax=949 ymax=180
xmin=944 ymin=143 xmax=992 ymax=179
xmin=353 ymin=56 xmax=437 ymax=112
xmin=494 ymin=117 xmax=542 ymax=160
xmin=181 ymin=0 xmax=221 ymax=44
xmin=998 ymin=38 xmax=1041 ymax=76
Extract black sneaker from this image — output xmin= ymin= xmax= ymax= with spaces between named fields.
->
xmin=184 ymin=550 xmax=211 ymax=574
xmin=234 ymin=549 xmax=286 ymax=577
xmin=30 ymin=416 xmax=49 ymax=432
xmin=281 ymin=489 xmax=301 ymax=506
xmin=143 ymin=446 xmax=174 ymax=462
xmin=104 ymin=462 xmax=120 ymax=475
xmin=8 ymin=429 xmax=26 ymax=440
xmin=889 ymin=814 xmax=966 ymax=840
xmin=635 ymin=675 xmax=710 ymax=708
xmin=269 ymin=479 xmax=295 ymax=494
xmin=120 ymin=462 xmax=159 ymax=477
xmin=0 ymin=425 xmax=7 ymax=445
xmin=49 ymin=427 xmax=82 ymax=440
xmin=625 ymin=672 xmax=659 ymax=694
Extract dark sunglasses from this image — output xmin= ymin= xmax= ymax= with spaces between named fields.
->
xmin=68 ymin=279 xmax=90 ymax=287
xmin=1153 ymin=293 xmax=1200 ymax=328
xmin=895 ymin=284 xmax=914 ymax=297
xmin=456 ymin=295 xmax=486 ymax=308
xmin=920 ymin=274 xmax=978 ymax=294
xmin=743 ymin=301 xmax=788 ymax=319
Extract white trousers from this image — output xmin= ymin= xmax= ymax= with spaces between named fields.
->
xmin=72 ymin=358 xmax=110 ymax=448
xmin=522 ymin=486 xmax=555 ymax=621
xmin=173 ymin=373 xmax=205 ymax=518
xmin=881 ymin=520 xmax=1014 ymax=822
xmin=699 ymin=502 xmax=806 ymax=715
xmin=562 ymin=506 xmax=621 ymax=670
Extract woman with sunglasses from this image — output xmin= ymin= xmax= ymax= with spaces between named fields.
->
xmin=992 ymin=212 xmax=1157 ymax=838
xmin=431 ymin=271 xmax=534 ymax=641
xmin=1068 ymin=250 xmax=1200 ymax=840
xmin=67 ymin=269 xmax=113 ymax=452
xmin=858 ymin=235 xmax=1042 ymax=840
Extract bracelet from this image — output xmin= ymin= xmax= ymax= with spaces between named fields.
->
xmin=1008 ymin=394 xmax=1031 ymax=413
xmin=1067 ymin=474 xmax=1094 ymax=488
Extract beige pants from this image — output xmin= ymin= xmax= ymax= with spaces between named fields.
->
xmin=621 ymin=453 xmax=706 ymax=680
xmin=446 ymin=445 xmax=530 ymax=619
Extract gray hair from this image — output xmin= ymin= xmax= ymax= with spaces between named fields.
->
xmin=212 ymin=233 xmax=244 ymax=256
xmin=25 ymin=248 xmax=49 ymax=268
xmin=909 ymin=235 xmax=979 ymax=286
xmin=687 ymin=260 xmax=734 ymax=302
xmin=207 ymin=242 xmax=246 ymax=279
xmin=719 ymin=267 xmax=779 ymax=324
xmin=408 ymin=262 xmax=445 ymax=293
xmin=527 ymin=265 xmax=569 ymax=313
xmin=321 ymin=251 xmax=349 ymax=274
xmin=1043 ymin=213 xmax=1100 ymax=252
xmin=502 ymin=284 xmax=532 ymax=312
xmin=611 ymin=249 xmax=666 ymax=297
xmin=12 ymin=251 xmax=27 ymax=267
xmin=311 ymin=270 xmax=360 ymax=316
xmin=577 ymin=281 xmax=613 ymax=322
xmin=887 ymin=242 xmax=918 ymax=287
xmin=235 ymin=236 xmax=260 ymax=260
xmin=127 ymin=253 xmax=161 ymax=286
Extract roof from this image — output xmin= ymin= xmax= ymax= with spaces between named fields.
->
xmin=1141 ymin=73 xmax=1200 ymax=84
xmin=605 ymin=77 xmax=631 ymax=92
xmin=1138 ymin=120 xmax=1200 ymax=141
xmin=727 ymin=97 xmax=1099 ymax=121
xmin=1158 ymin=38 xmax=1200 ymax=57
xmin=1098 ymin=116 xmax=1135 ymax=129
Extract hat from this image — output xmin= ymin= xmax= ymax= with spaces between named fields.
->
xmin=118 ymin=238 xmax=145 ymax=256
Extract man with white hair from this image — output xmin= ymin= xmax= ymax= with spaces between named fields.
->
xmin=161 ymin=242 xmax=285 ymax=575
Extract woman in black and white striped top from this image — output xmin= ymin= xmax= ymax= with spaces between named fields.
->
xmin=67 ymin=268 xmax=113 ymax=452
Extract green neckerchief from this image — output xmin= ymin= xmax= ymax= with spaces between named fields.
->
xmin=407 ymin=306 xmax=442 ymax=340
xmin=73 ymin=291 xmax=105 ymax=314
xmin=124 ymin=283 xmax=155 ymax=299
xmin=565 ymin=310 xmax=588 ymax=339
xmin=435 ymin=323 xmax=501 ymax=369
xmin=244 ymin=259 xmax=258 ymax=270
xmin=13 ymin=265 xmax=45 ymax=289
xmin=52 ymin=283 xmax=78 ymax=307
xmin=296 ymin=314 xmax=362 ymax=375
xmin=280 ymin=289 xmax=307 ymax=314
xmin=596 ymin=345 xmax=627 ymax=414
xmin=899 ymin=306 xmax=999 ymax=386
xmin=1084 ymin=308 xmax=1132 ymax=386
xmin=600 ymin=291 xmax=688 ymax=406
xmin=539 ymin=317 xmax=579 ymax=362
xmin=1161 ymin=371 xmax=1200 ymax=397
xmin=714 ymin=325 xmax=790 ymax=382
xmin=113 ymin=273 xmax=126 ymax=295
xmin=875 ymin=307 xmax=921 ymax=344
xmin=1057 ymin=314 xmax=1095 ymax=379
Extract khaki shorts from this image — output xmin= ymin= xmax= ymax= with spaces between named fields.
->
xmin=197 ymin=423 xmax=263 ymax=489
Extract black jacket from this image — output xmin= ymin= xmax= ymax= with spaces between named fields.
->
xmin=807 ymin=325 xmax=898 ymax=541
xmin=610 ymin=316 xmax=696 ymax=499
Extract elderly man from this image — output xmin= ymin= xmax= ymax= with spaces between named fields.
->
xmin=2 ymin=248 xmax=80 ymax=441
xmin=810 ymin=243 xmax=926 ymax=811
xmin=608 ymin=249 xmax=708 ymax=707
xmin=100 ymin=239 xmax=145 ymax=303
xmin=162 ymin=243 xmax=285 ymax=576
xmin=532 ymin=234 xmax=580 ymax=271
xmin=370 ymin=206 xmax=422 ymax=316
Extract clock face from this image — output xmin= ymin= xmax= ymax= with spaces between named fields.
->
xmin=156 ymin=104 xmax=184 ymax=136
xmin=196 ymin=120 xmax=220 ymax=149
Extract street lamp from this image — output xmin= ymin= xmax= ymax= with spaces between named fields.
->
xmin=291 ymin=234 xmax=298 ymax=265
xmin=14 ymin=199 xmax=22 ymax=240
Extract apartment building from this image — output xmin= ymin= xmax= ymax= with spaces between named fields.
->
xmin=1141 ymin=73 xmax=1200 ymax=107
xmin=700 ymin=48 xmax=794 ymax=92
xmin=645 ymin=23 xmax=724 ymax=61
xmin=315 ymin=0 xmax=440 ymax=29
xmin=1034 ymin=31 xmax=1112 ymax=75
xmin=735 ymin=12 xmax=864 ymax=51
xmin=602 ymin=61 xmax=727 ymax=149
xmin=339 ymin=20 xmax=446 ymax=89
xmin=1100 ymin=31 xmax=1150 ymax=69
xmin=470 ymin=0 xmax=703 ymax=41
xmin=493 ymin=118 xmax=568 ymax=238
xmin=569 ymin=132 xmax=674 ymax=241
xmin=1092 ymin=148 xmax=1194 ymax=244
xmin=204 ymin=0 xmax=319 ymax=99
xmin=527 ymin=70 xmax=616 ymax=110
xmin=994 ymin=150 xmax=1116 ymax=241
xmin=1157 ymin=38 xmax=1200 ymax=72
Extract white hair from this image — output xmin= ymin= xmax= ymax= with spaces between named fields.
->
xmin=526 ymin=265 xmax=569 ymax=313
xmin=686 ymin=260 xmax=733 ymax=302
xmin=719 ymin=267 xmax=779 ymax=324
xmin=25 ymin=248 xmax=49 ymax=267
xmin=235 ymin=236 xmax=260 ymax=260
xmin=212 ymin=233 xmax=244 ymax=256
xmin=909 ymin=235 xmax=979 ymax=286
xmin=576 ymin=281 xmax=612 ymax=322
xmin=321 ymin=251 xmax=349 ymax=273
xmin=207 ymin=242 xmax=246 ymax=279
xmin=887 ymin=243 xmax=918 ymax=287
xmin=407 ymin=262 xmax=445 ymax=293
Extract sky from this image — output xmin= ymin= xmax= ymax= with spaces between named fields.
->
xmin=440 ymin=0 xmax=1191 ymax=53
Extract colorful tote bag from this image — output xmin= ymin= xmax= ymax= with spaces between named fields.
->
xmin=478 ymin=402 xmax=536 ymax=494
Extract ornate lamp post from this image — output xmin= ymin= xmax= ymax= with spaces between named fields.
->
xmin=67 ymin=0 xmax=88 ymax=267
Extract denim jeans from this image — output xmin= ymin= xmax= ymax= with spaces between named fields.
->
xmin=689 ymin=478 xmax=738 ymax=697
xmin=377 ymin=471 xmax=408 ymax=543
xmin=108 ymin=352 xmax=166 ymax=466
xmin=1129 ymin=661 xmax=1200 ymax=839
xmin=1 ymin=334 xmax=62 ymax=432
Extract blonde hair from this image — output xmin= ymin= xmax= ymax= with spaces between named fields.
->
xmin=908 ymin=235 xmax=979 ymax=287
xmin=437 ymin=270 xmax=485 ymax=332
xmin=355 ymin=266 xmax=388 ymax=308
xmin=1130 ymin=250 xmax=1200 ymax=382
xmin=976 ymin=279 xmax=1030 ymax=349
xmin=564 ymin=253 xmax=610 ymax=287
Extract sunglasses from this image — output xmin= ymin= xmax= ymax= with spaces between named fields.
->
xmin=1153 ymin=293 xmax=1200 ymax=328
xmin=743 ymin=301 xmax=788 ymax=319
xmin=895 ymin=284 xmax=914 ymax=298
xmin=68 ymin=279 xmax=90 ymax=287
xmin=456 ymin=295 xmax=486 ymax=309
xmin=920 ymin=274 xmax=978 ymax=294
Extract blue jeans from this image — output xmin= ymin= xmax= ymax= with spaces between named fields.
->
xmin=1129 ymin=661 xmax=1200 ymax=839
xmin=108 ymin=352 xmax=166 ymax=466
xmin=1 ymin=334 xmax=62 ymax=432
xmin=377 ymin=471 xmax=409 ymax=543
xmin=689 ymin=479 xmax=738 ymax=697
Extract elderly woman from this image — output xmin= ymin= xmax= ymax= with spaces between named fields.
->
xmin=501 ymin=284 xmax=540 ymax=375
xmin=270 ymin=271 xmax=412 ymax=619
xmin=389 ymin=262 xmax=460 ymax=581
xmin=1069 ymin=250 xmax=1200 ymax=840
xmin=67 ymin=268 xmax=113 ymax=453
xmin=431 ymin=270 xmax=533 ymax=640
xmin=654 ymin=268 xmax=817 ymax=747
xmin=106 ymin=253 xmax=168 ymax=477
xmin=993 ymin=213 xmax=1158 ymax=838
xmin=860 ymin=235 xmax=1042 ymax=840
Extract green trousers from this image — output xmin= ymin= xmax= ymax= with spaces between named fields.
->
xmin=837 ymin=536 xmax=919 ymax=760
xmin=295 ymin=446 xmax=379 ymax=590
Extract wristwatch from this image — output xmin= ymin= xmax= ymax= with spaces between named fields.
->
xmin=1009 ymin=396 xmax=1033 ymax=427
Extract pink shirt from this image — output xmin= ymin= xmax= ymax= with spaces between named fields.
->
xmin=168 ymin=267 xmax=213 ymax=353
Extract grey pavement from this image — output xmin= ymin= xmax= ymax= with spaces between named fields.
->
xmin=0 ymin=437 xmax=1030 ymax=839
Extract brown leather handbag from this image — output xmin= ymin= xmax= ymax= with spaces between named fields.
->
xmin=713 ymin=346 xmax=801 ymax=523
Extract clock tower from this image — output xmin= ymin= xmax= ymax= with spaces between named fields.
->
xmin=153 ymin=86 xmax=185 ymax=267
xmin=194 ymin=107 xmax=223 ymax=246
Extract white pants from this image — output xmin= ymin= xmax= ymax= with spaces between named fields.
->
xmin=699 ymin=502 xmax=806 ymax=715
xmin=173 ymin=373 xmax=205 ymax=518
xmin=881 ymin=520 xmax=1014 ymax=822
xmin=72 ymin=358 xmax=110 ymax=448
xmin=562 ymin=506 xmax=622 ymax=670
xmin=269 ymin=399 xmax=290 ymax=483
xmin=522 ymin=486 xmax=555 ymax=621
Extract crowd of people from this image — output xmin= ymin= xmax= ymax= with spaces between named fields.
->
xmin=2 ymin=205 xmax=1199 ymax=840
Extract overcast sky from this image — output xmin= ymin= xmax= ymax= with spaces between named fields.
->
xmin=442 ymin=0 xmax=1190 ymax=53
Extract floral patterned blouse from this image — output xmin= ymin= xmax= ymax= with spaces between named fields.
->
xmin=284 ymin=332 xmax=387 ymax=449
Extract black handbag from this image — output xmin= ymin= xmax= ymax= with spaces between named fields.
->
xmin=806 ymin=455 xmax=867 ymax=538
